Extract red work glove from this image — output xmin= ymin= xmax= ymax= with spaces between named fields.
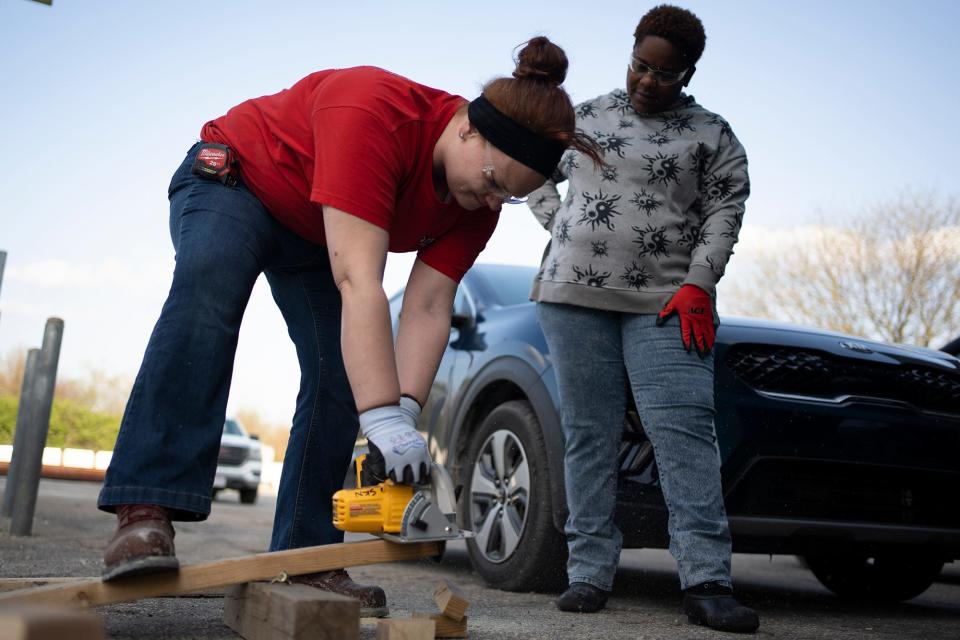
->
xmin=656 ymin=284 xmax=715 ymax=357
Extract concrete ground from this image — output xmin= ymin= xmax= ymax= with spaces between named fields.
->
xmin=1 ymin=478 xmax=959 ymax=639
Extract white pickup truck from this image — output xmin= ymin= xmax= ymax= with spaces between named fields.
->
xmin=214 ymin=418 xmax=262 ymax=504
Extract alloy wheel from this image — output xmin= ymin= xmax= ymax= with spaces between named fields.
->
xmin=469 ymin=429 xmax=531 ymax=563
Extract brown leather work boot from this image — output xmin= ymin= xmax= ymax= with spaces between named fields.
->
xmin=293 ymin=569 xmax=388 ymax=617
xmin=102 ymin=504 xmax=179 ymax=581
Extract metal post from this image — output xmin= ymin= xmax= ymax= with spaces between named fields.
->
xmin=0 ymin=250 xmax=6 ymax=296
xmin=1 ymin=348 xmax=40 ymax=519
xmin=10 ymin=318 xmax=64 ymax=536
xmin=0 ymin=250 xmax=6 ymax=325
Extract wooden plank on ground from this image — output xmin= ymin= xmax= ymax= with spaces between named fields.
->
xmin=0 ymin=578 xmax=222 ymax=597
xmin=432 ymin=579 xmax=469 ymax=621
xmin=413 ymin=611 xmax=468 ymax=638
xmin=0 ymin=604 xmax=104 ymax=640
xmin=375 ymin=618 xmax=435 ymax=640
xmin=223 ymin=582 xmax=359 ymax=640
xmin=0 ymin=539 xmax=441 ymax=610
xmin=0 ymin=578 xmax=88 ymax=593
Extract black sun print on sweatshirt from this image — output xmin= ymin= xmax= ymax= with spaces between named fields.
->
xmin=578 ymin=190 xmax=622 ymax=231
xmin=657 ymin=111 xmax=696 ymax=135
xmin=642 ymin=152 xmax=681 ymax=186
xmin=629 ymin=188 xmax=663 ymax=215
xmin=547 ymin=257 xmax=560 ymax=279
xmin=706 ymin=114 xmax=734 ymax=142
xmin=689 ymin=144 xmax=715 ymax=175
xmin=606 ymin=91 xmax=634 ymax=115
xmin=645 ymin=132 xmax=674 ymax=147
xmin=591 ymin=240 xmax=609 ymax=257
xmin=620 ymin=261 xmax=652 ymax=290
xmin=600 ymin=164 xmax=619 ymax=183
xmin=555 ymin=217 xmax=573 ymax=245
xmin=632 ymin=223 xmax=671 ymax=259
xmin=560 ymin=154 xmax=580 ymax=176
xmin=676 ymin=218 xmax=711 ymax=248
xmin=576 ymin=102 xmax=599 ymax=119
xmin=594 ymin=131 xmax=632 ymax=159
xmin=572 ymin=264 xmax=612 ymax=287
xmin=703 ymin=172 xmax=736 ymax=203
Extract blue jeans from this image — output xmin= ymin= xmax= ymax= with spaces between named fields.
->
xmin=536 ymin=302 xmax=732 ymax=591
xmin=98 ymin=142 xmax=359 ymax=551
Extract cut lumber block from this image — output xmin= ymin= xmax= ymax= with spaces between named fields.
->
xmin=413 ymin=611 xmax=468 ymax=638
xmin=223 ymin=581 xmax=359 ymax=640
xmin=432 ymin=579 xmax=469 ymax=621
xmin=375 ymin=618 xmax=435 ymax=640
xmin=0 ymin=538 xmax=441 ymax=609
xmin=0 ymin=604 xmax=104 ymax=640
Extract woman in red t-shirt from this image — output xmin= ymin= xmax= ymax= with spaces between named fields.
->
xmin=97 ymin=36 xmax=601 ymax=614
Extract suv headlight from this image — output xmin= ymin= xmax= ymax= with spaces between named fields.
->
xmin=250 ymin=445 xmax=262 ymax=462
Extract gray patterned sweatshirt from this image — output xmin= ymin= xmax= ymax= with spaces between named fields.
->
xmin=528 ymin=89 xmax=749 ymax=315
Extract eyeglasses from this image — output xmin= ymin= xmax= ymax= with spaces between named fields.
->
xmin=483 ymin=141 xmax=527 ymax=205
xmin=628 ymin=56 xmax=688 ymax=86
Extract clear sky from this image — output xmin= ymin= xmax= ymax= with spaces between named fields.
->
xmin=2 ymin=0 xmax=958 ymax=424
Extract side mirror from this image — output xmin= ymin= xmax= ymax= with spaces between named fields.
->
xmin=451 ymin=310 xmax=474 ymax=330
xmin=249 ymin=434 xmax=260 ymax=440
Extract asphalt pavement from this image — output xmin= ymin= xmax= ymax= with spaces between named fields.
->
xmin=1 ymin=478 xmax=959 ymax=639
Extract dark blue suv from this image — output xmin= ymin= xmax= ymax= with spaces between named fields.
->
xmin=389 ymin=263 xmax=960 ymax=602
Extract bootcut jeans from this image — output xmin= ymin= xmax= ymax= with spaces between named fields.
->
xmin=98 ymin=142 xmax=359 ymax=551
xmin=536 ymin=301 xmax=732 ymax=591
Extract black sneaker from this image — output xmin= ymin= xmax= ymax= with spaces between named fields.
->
xmin=682 ymin=581 xmax=759 ymax=633
xmin=556 ymin=582 xmax=609 ymax=613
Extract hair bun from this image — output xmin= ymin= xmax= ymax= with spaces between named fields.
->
xmin=513 ymin=36 xmax=568 ymax=86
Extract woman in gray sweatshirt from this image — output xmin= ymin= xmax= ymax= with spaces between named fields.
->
xmin=528 ymin=5 xmax=757 ymax=633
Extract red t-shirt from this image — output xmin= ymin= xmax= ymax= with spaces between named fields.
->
xmin=200 ymin=67 xmax=498 ymax=282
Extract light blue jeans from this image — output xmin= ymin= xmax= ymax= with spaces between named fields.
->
xmin=537 ymin=302 xmax=732 ymax=591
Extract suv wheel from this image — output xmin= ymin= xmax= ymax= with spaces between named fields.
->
xmin=239 ymin=487 xmax=258 ymax=505
xmin=462 ymin=400 xmax=565 ymax=591
xmin=805 ymin=547 xmax=944 ymax=602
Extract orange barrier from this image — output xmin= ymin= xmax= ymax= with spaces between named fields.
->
xmin=0 ymin=462 xmax=105 ymax=483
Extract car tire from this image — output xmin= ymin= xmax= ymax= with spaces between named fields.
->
xmin=805 ymin=547 xmax=944 ymax=602
xmin=239 ymin=487 xmax=258 ymax=505
xmin=461 ymin=399 xmax=566 ymax=592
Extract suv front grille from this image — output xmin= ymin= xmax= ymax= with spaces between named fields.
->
xmin=726 ymin=345 xmax=960 ymax=416
xmin=218 ymin=444 xmax=249 ymax=466
xmin=727 ymin=459 xmax=960 ymax=528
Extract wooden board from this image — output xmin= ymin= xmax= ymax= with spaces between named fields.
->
xmin=413 ymin=612 xmax=468 ymax=638
xmin=0 ymin=604 xmax=104 ymax=640
xmin=432 ymin=579 xmax=469 ymax=622
xmin=223 ymin=582 xmax=359 ymax=640
xmin=0 ymin=539 xmax=441 ymax=609
xmin=375 ymin=618 xmax=436 ymax=640
xmin=0 ymin=578 xmax=88 ymax=593
xmin=0 ymin=578 xmax=222 ymax=597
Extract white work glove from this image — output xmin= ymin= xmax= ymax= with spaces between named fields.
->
xmin=360 ymin=403 xmax=431 ymax=484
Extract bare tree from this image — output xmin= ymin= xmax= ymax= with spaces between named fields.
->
xmin=728 ymin=192 xmax=960 ymax=347
xmin=236 ymin=407 xmax=288 ymax=462
xmin=1 ymin=348 xmax=132 ymax=413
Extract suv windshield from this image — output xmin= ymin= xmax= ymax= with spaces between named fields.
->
xmin=475 ymin=264 xmax=538 ymax=307
xmin=223 ymin=419 xmax=245 ymax=436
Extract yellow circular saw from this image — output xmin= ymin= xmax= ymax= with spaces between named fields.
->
xmin=332 ymin=454 xmax=473 ymax=543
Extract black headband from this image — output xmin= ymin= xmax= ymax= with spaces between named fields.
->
xmin=467 ymin=95 xmax=566 ymax=178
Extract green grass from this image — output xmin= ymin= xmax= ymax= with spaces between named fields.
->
xmin=0 ymin=393 xmax=121 ymax=451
